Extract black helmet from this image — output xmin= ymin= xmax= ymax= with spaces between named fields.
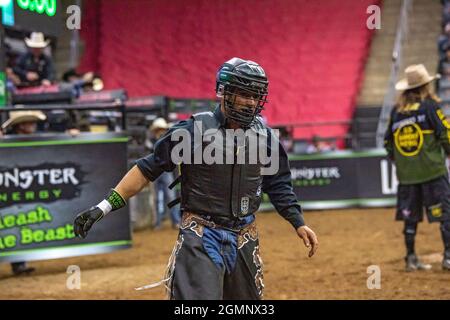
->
xmin=216 ymin=57 xmax=268 ymax=128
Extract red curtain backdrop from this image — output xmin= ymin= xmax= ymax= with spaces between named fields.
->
xmin=79 ymin=0 xmax=378 ymax=140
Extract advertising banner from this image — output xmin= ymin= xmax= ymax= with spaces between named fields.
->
xmin=261 ymin=149 xmax=398 ymax=211
xmin=0 ymin=133 xmax=131 ymax=263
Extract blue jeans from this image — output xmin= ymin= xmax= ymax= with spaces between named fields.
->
xmin=202 ymin=215 xmax=255 ymax=273
xmin=154 ymin=172 xmax=181 ymax=227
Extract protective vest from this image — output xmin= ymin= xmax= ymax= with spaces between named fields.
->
xmin=179 ymin=111 xmax=268 ymax=218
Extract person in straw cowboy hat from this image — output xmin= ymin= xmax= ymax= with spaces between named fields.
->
xmin=384 ymin=64 xmax=450 ymax=272
xmin=12 ymin=32 xmax=55 ymax=87
xmin=1 ymin=109 xmax=46 ymax=275
xmin=1 ymin=109 xmax=47 ymax=135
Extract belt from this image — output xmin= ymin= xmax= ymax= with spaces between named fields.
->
xmin=182 ymin=211 xmax=254 ymax=233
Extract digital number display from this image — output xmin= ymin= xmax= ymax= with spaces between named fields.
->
xmin=2 ymin=0 xmax=62 ymax=36
xmin=16 ymin=0 xmax=57 ymax=17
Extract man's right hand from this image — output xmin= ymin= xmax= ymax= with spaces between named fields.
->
xmin=74 ymin=206 xmax=104 ymax=238
xmin=26 ymin=71 xmax=39 ymax=82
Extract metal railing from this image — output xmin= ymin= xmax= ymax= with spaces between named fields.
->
xmin=275 ymin=120 xmax=354 ymax=148
xmin=375 ymin=0 xmax=413 ymax=147
xmin=0 ymin=100 xmax=366 ymax=149
xmin=0 ymin=101 xmax=127 ymax=130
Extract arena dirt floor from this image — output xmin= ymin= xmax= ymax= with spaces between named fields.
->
xmin=1 ymin=208 xmax=449 ymax=300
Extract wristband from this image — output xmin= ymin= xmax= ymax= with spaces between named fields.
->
xmin=97 ymin=199 xmax=112 ymax=216
xmin=106 ymin=189 xmax=127 ymax=211
xmin=96 ymin=189 xmax=126 ymax=216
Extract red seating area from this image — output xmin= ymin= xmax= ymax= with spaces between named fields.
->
xmin=80 ymin=0 xmax=379 ymax=141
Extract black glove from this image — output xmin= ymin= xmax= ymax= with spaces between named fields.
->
xmin=74 ymin=206 xmax=104 ymax=239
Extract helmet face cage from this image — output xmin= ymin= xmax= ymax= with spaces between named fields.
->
xmin=220 ymin=73 xmax=268 ymax=128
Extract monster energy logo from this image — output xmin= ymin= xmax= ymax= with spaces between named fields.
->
xmin=291 ymin=167 xmax=341 ymax=180
xmin=0 ymin=163 xmax=85 ymax=207
xmin=291 ymin=166 xmax=341 ymax=187
xmin=17 ymin=0 xmax=57 ymax=17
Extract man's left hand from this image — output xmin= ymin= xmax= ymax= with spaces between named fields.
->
xmin=296 ymin=225 xmax=319 ymax=257
xmin=67 ymin=128 xmax=80 ymax=136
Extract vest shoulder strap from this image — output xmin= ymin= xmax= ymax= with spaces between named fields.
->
xmin=191 ymin=111 xmax=220 ymax=131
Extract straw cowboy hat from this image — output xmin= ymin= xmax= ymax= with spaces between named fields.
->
xmin=150 ymin=118 xmax=169 ymax=132
xmin=395 ymin=64 xmax=440 ymax=91
xmin=1 ymin=110 xmax=46 ymax=130
xmin=92 ymin=77 xmax=104 ymax=91
xmin=25 ymin=32 xmax=50 ymax=48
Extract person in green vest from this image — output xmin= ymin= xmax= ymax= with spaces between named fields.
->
xmin=384 ymin=64 xmax=450 ymax=272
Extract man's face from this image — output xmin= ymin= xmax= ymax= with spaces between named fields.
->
xmin=31 ymin=48 xmax=43 ymax=57
xmin=220 ymin=86 xmax=264 ymax=128
xmin=152 ymin=128 xmax=166 ymax=139
xmin=227 ymin=87 xmax=259 ymax=110
xmin=16 ymin=122 xmax=37 ymax=134
xmin=232 ymin=90 xmax=258 ymax=113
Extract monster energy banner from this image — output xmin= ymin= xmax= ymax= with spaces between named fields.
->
xmin=0 ymin=133 xmax=131 ymax=263
xmin=261 ymin=149 xmax=398 ymax=211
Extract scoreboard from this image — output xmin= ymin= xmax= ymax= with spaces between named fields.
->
xmin=1 ymin=0 xmax=62 ymax=36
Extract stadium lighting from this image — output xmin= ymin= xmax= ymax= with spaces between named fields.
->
xmin=0 ymin=0 xmax=11 ymax=7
